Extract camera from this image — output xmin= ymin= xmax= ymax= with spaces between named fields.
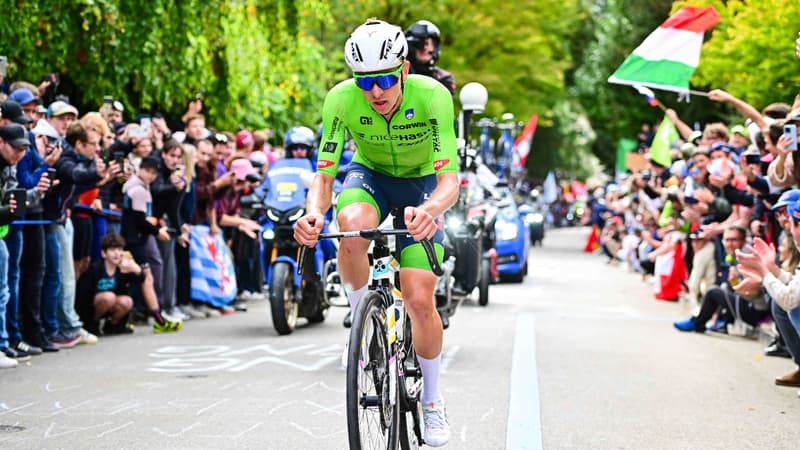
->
xmin=641 ymin=170 xmax=652 ymax=181
xmin=745 ymin=153 xmax=761 ymax=165
xmin=7 ymin=188 xmax=27 ymax=217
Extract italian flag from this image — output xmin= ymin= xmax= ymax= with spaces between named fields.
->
xmin=608 ymin=6 xmax=720 ymax=93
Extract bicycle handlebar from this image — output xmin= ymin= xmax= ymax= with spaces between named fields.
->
xmin=297 ymin=228 xmax=444 ymax=277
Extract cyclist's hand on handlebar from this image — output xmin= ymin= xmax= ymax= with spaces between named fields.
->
xmin=404 ymin=206 xmax=436 ymax=242
xmin=294 ymin=212 xmax=325 ymax=246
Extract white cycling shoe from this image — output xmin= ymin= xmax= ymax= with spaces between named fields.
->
xmin=422 ymin=400 xmax=451 ymax=447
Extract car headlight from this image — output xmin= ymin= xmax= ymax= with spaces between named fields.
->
xmin=262 ymin=229 xmax=275 ymax=240
xmin=497 ymin=221 xmax=519 ymax=241
xmin=287 ymin=208 xmax=305 ymax=222
xmin=267 ymin=208 xmax=281 ymax=222
xmin=447 ymin=216 xmax=463 ymax=229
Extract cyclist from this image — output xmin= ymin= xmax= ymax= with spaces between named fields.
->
xmin=294 ymin=19 xmax=458 ymax=447
xmin=405 ymin=20 xmax=456 ymax=97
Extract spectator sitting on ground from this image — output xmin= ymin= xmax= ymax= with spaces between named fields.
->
xmin=75 ymin=233 xmax=142 ymax=336
xmin=674 ymin=224 xmax=769 ymax=333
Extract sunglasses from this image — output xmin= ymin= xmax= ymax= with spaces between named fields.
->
xmin=353 ymin=66 xmax=403 ymax=91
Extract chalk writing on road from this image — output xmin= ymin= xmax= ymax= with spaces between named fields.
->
xmin=146 ymin=344 xmax=342 ymax=373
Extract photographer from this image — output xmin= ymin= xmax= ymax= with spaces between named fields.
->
xmin=217 ymin=158 xmax=262 ymax=309
xmin=6 ymin=121 xmax=61 ymax=355
xmin=0 ymin=124 xmax=49 ymax=365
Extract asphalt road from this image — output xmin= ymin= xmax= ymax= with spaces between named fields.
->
xmin=1 ymin=227 xmax=799 ymax=449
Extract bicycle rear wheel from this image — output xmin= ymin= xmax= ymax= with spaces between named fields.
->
xmin=346 ymin=291 xmax=399 ymax=450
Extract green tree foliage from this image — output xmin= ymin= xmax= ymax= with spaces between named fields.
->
xmin=569 ymin=0 xmax=675 ymax=170
xmin=675 ymin=0 xmax=800 ymax=110
xmin=308 ymin=0 xmax=588 ymax=176
xmin=0 ymin=0 xmax=333 ymax=134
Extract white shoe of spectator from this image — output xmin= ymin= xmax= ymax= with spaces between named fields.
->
xmin=162 ymin=311 xmax=184 ymax=323
xmin=236 ymin=290 xmax=253 ymax=302
xmin=168 ymin=307 xmax=191 ymax=321
xmin=78 ymin=328 xmax=98 ymax=345
xmin=0 ymin=353 xmax=18 ymax=369
xmin=249 ymin=291 xmax=266 ymax=301
xmin=182 ymin=304 xmax=208 ymax=319
xmin=198 ymin=304 xmax=222 ymax=318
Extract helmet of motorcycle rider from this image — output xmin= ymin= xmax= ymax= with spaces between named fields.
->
xmin=284 ymin=126 xmax=316 ymax=158
xmin=344 ymin=19 xmax=407 ymax=73
xmin=405 ymin=20 xmax=441 ymax=66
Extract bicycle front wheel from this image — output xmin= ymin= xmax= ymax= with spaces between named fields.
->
xmin=346 ymin=291 xmax=399 ymax=450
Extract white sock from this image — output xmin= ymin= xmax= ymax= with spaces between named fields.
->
xmin=418 ymin=353 xmax=442 ymax=406
xmin=347 ymin=285 xmax=368 ymax=312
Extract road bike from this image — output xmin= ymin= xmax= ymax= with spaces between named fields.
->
xmin=299 ymin=226 xmax=443 ymax=449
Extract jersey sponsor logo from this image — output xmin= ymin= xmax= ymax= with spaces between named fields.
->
xmin=434 ymin=159 xmax=450 ymax=171
xmin=369 ymin=135 xmax=392 ymax=141
xmin=322 ymin=142 xmax=337 ymax=153
xmin=328 ymin=117 xmax=341 ymax=140
xmin=391 ymin=122 xmax=426 ymax=130
xmin=360 ymin=116 xmax=373 ymax=125
xmin=405 ymin=108 xmax=414 ymax=120
xmin=361 ymin=182 xmax=375 ymax=194
xmin=394 ymin=131 xmax=427 ymax=142
xmin=317 ymin=160 xmax=334 ymax=169
xmin=430 ymin=118 xmax=441 ymax=152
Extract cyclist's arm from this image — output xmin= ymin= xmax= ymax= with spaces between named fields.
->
xmin=306 ymin=172 xmax=334 ymax=217
xmin=422 ymin=83 xmax=459 ymax=216
xmin=419 ymin=171 xmax=459 ymax=218
xmin=316 ymin=82 xmax=349 ymax=178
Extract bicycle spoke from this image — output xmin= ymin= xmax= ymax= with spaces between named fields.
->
xmin=354 ymin=308 xmax=393 ymax=449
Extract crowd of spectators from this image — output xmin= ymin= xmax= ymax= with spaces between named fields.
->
xmin=0 ymin=79 xmax=291 ymax=369
xmin=585 ymin=84 xmax=800 ymax=394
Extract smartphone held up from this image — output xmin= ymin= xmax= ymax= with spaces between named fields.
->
xmin=784 ymin=123 xmax=798 ymax=151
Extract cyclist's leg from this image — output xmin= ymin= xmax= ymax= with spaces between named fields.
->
xmin=391 ymin=174 xmax=446 ymax=405
xmin=336 ymin=164 xmax=388 ymax=308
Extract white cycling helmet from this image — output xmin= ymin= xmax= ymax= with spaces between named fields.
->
xmin=344 ymin=19 xmax=407 ymax=73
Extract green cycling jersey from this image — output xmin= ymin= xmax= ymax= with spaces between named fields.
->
xmin=317 ymin=74 xmax=458 ymax=178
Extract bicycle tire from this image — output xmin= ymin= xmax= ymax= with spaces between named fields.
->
xmin=269 ymin=262 xmax=297 ymax=335
xmin=346 ymin=291 xmax=400 ymax=450
xmin=399 ymin=317 xmax=423 ymax=450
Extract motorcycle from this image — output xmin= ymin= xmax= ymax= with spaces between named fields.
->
xmin=258 ymin=158 xmax=335 ymax=335
xmin=518 ymin=203 xmax=545 ymax=246
xmin=442 ymin=171 xmax=497 ymax=309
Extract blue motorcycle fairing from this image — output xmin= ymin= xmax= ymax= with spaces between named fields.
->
xmin=263 ymin=158 xmax=314 ymax=212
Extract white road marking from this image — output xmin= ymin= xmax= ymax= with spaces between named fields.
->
xmin=505 ymin=314 xmax=543 ymax=450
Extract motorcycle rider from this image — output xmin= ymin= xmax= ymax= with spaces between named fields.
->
xmin=284 ymin=126 xmax=316 ymax=160
xmin=294 ymin=19 xmax=458 ymax=446
xmin=405 ymin=20 xmax=456 ymax=97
